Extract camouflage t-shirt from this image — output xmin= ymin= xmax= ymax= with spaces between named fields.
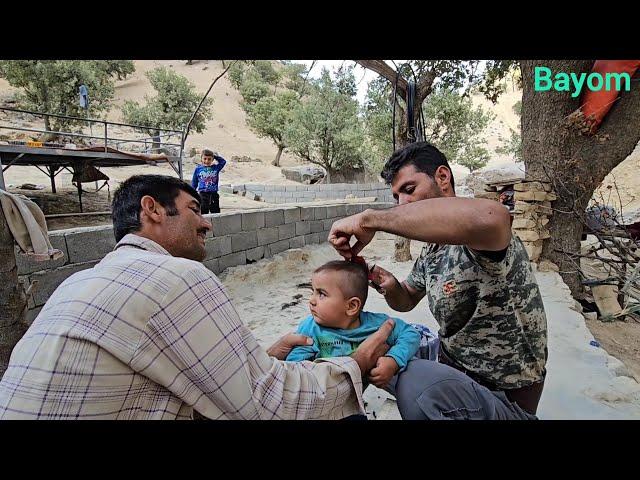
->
xmin=405 ymin=235 xmax=548 ymax=389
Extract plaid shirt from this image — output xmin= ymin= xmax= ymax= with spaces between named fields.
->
xmin=0 ymin=234 xmax=364 ymax=419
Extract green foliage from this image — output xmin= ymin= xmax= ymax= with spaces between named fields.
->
xmin=96 ymin=60 xmax=135 ymax=80
xmin=121 ymin=66 xmax=212 ymax=134
xmin=238 ymin=70 xmax=271 ymax=106
xmin=496 ymin=128 xmax=522 ymax=162
xmin=423 ymin=89 xmax=494 ymax=172
xmin=363 ymin=78 xmax=494 ymax=173
xmin=284 ymin=68 xmax=368 ymax=175
xmin=245 ymin=90 xmax=300 ymax=150
xmin=0 ymin=60 xmax=117 ymax=131
xmin=228 ymin=62 xmax=246 ymax=88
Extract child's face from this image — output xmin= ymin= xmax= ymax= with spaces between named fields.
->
xmin=309 ymin=270 xmax=355 ymax=328
xmin=202 ymin=154 xmax=214 ymax=166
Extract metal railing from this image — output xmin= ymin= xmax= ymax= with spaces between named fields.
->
xmin=0 ymin=106 xmax=186 ymax=178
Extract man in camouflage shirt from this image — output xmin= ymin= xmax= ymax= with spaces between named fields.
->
xmin=329 ymin=142 xmax=548 ymax=419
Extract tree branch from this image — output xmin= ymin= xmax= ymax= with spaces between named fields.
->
xmin=417 ymin=70 xmax=437 ymax=103
xmin=354 ymin=60 xmax=408 ymax=98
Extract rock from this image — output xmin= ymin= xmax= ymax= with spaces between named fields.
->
xmin=281 ymin=165 xmax=325 ymax=184
xmin=538 ymin=260 xmax=559 ymax=272
xmin=462 ymin=164 xmax=526 ymax=195
xmin=231 ymin=155 xmax=261 ymax=163
xmin=512 ymin=218 xmax=537 ymax=229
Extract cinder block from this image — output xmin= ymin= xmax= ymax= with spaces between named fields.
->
xmin=16 ymin=232 xmax=68 ymax=274
xmin=264 ymin=209 xmax=285 ymax=227
xmin=323 ymin=218 xmax=336 ymax=231
xmin=295 ymin=221 xmax=311 ymax=236
xmin=29 ymin=261 xmax=98 ymax=307
xmin=289 ymin=236 xmax=305 ymax=249
xmin=203 ymin=258 xmax=220 ymax=275
xmin=231 ymin=231 xmax=258 ymax=252
xmin=300 ymin=207 xmax=314 ymax=221
xmin=257 ymin=227 xmax=279 ymax=246
xmin=278 ymin=223 xmax=296 ymax=240
xmin=211 ymin=213 xmax=242 ymax=236
xmin=246 ymin=246 xmax=265 ymax=262
xmin=65 ymin=227 xmax=115 ymax=264
xmin=269 ymin=239 xmax=290 ymax=255
xmin=326 ymin=206 xmax=338 ymax=218
xmin=205 ymin=235 xmax=232 ymax=259
xmin=241 ymin=212 xmax=265 ymax=231
xmin=283 ymin=207 xmax=301 ymax=224
xmin=304 ymin=233 xmax=320 ymax=245
xmin=310 ymin=220 xmax=324 ymax=233
xmin=314 ymin=207 xmax=327 ymax=220
xmin=218 ymin=251 xmax=247 ymax=272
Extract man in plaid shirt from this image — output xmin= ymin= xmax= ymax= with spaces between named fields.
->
xmin=0 ymin=175 xmax=393 ymax=420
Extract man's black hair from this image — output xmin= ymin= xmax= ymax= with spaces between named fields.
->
xmin=111 ymin=174 xmax=200 ymax=242
xmin=381 ymin=141 xmax=455 ymax=193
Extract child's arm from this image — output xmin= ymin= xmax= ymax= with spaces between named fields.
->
xmin=385 ymin=319 xmax=421 ymax=372
xmin=285 ymin=316 xmax=319 ymax=362
xmin=213 ymin=155 xmax=227 ymax=171
xmin=368 ymin=318 xmax=421 ymax=388
xmin=191 ymin=166 xmax=199 ymax=189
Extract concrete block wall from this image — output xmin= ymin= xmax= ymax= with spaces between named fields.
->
xmin=225 ymin=183 xmax=395 ymax=204
xmin=18 ymin=202 xmax=394 ymax=325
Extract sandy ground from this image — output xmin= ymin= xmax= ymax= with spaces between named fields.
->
xmin=220 ymin=234 xmax=640 ymax=419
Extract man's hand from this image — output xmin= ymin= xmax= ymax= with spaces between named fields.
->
xmin=369 ymin=265 xmax=401 ymax=296
xmin=368 ymin=356 xmax=399 ymax=388
xmin=267 ymin=333 xmax=313 ymax=360
xmin=350 ymin=319 xmax=394 ymax=376
xmin=328 ymin=212 xmax=375 ymax=260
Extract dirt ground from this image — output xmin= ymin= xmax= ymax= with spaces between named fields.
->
xmin=585 ymin=316 xmax=640 ymax=383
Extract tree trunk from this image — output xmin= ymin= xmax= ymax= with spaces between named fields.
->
xmin=394 ymin=235 xmax=412 ymax=262
xmin=521 ymin=60 xmax=640 ymax=298
xmin=44 ymin=115 xmax=51 ymax=132
xmin=272 ymin=145 xmax=284 ymax=167
xmin=152 ymin=129 xmax=161 ymax=153
xmin=0 ymin=204 xmax=28 ymax=377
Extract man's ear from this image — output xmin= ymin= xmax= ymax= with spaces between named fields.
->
xmin=434 ymin=165 xmax=452 ymax=192
xmin=139 ymin=195 xmax=164 ymax=226
xmin=346 ymin=296 xmax=362 ymax=317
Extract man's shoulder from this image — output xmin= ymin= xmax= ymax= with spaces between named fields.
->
xmin=111 ymin=246 xmax=220 ymax=288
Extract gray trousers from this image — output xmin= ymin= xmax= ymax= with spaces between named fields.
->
xmin=386 ymin=359 xmax=537 ymax=420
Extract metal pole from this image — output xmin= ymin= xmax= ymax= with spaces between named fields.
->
xmin=104 ymin=121 xmax=108 ymax=153
xmin=0 ymin=152 xmax=6 ymax=190
xmin=179 ymin=130 xmax=185 ymax=180
xmin=49 ymin=165 xmax=57 ymax=193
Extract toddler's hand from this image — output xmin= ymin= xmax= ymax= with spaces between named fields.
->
xmin=367 ymin=356 xmax=399 ymax=388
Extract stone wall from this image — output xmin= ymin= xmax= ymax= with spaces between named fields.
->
xmin=17 ymin=202 xmax=393 ymax=325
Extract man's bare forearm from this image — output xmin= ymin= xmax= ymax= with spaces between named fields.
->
xmin=361 ymin=197 xmax=511 ymax=251
xmin=382 ymin=278 xmax=420 ymax=312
